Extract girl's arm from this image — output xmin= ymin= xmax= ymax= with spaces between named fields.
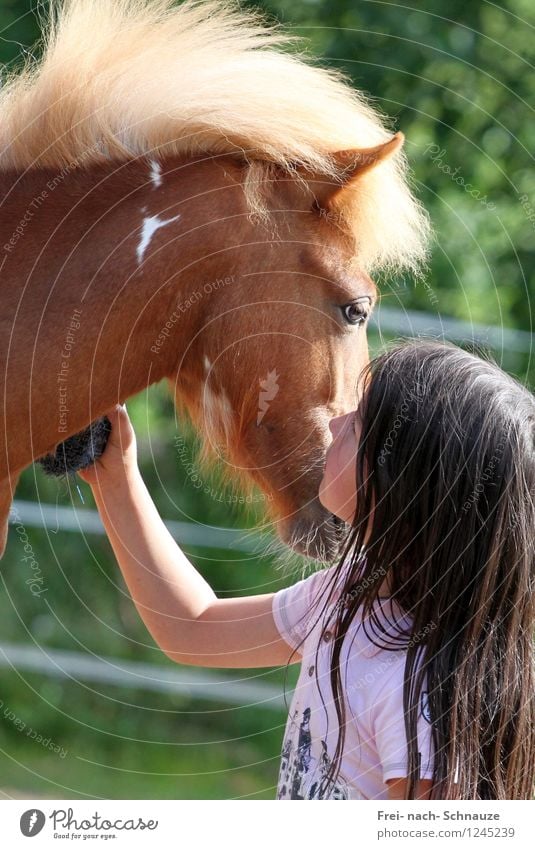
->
xmin=78 ymin=405 xmax=299 ymax=669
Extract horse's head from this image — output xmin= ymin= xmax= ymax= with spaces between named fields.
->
xmin=173 ymin=134 xmax=418 ymax=561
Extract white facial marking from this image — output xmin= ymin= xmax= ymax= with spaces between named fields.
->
xmin=202 ymin=364 xmax=233 ymax=444
xmin=136 ymin=213 xmax=181 ymax=264
xmin=217 ymin=386 xmax=234 ymax=439
xmin=150 ymin=159 xmax=162 ymax=188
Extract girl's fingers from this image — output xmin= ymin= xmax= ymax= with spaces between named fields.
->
xmin=102 ymin=403 xmax=127 ymax=421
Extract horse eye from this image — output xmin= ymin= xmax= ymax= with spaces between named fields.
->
xmin=341 ymin=300 xmax=370 ymax=326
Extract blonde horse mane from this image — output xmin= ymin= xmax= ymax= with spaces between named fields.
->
xmin=0 ymin=0 xmax=430 ymax=274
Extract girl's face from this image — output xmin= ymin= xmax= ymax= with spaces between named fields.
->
xmin=318 ymin=408 xmax=362 ymax=524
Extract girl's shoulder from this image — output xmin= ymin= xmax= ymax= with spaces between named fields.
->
xmin=343 ymin=596 xmax=414 ymax=659
xmin=341 ymin=601 xmax=423 ymax=718
xmin=324 ymin=555 xmax=414 ymax=658
xmin=324 ymin=596 xmax=413 ymax=672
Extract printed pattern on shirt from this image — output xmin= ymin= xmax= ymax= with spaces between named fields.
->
xmin=277 ymin=707 xmax=351 ymax=800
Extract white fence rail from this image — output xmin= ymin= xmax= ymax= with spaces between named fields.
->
xmin=6 ymin=503 xmax=286 ymax=709
xmin=0 ymin=642 xmax=288 ymax=711
xmin=372 ymin=306 xmax=532 ymax=354
xmin=10 ymin=499 xmax=271 ymax=555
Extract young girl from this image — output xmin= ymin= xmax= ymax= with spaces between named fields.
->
xmin=78 ymin=338 xmax=535 ymax=800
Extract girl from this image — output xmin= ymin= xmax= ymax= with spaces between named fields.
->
xmin=78 ymin=338 xmax=535 ymax=800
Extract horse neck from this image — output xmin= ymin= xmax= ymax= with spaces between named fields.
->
xmin=0 ymin=155 xmax=247 ymax=470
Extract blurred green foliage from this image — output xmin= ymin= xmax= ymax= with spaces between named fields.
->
xmin=0 ymin=0 xmax=533 ymax=799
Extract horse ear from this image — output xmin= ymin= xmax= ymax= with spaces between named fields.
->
xmin=312 ymin=132 xmax=405 ymax=210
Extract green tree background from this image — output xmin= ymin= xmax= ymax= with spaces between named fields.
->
xmin=0 ymin=0 xmax=532 ymax=799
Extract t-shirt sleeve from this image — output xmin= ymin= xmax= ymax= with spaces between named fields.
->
xmin=272 ymin=566 xmax=336 ymax=651
xmin=371 ymin=663 xmax=435 ymax=783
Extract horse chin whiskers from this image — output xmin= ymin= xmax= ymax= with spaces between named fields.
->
xmin=283 ymin=505 xmax=342 ymax=563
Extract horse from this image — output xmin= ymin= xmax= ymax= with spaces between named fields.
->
xmin=0 ymin=0 xmax=429 ymax=562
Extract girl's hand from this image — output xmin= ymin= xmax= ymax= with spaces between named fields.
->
xmin=77 ymin=403 xmax=138 ymax=488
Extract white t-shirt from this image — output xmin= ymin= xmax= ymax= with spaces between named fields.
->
xmin=272 ymin=563 xmax=435 ymax=800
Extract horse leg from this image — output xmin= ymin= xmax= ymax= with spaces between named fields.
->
xmin=0 ymin=473 xmax=20 ymax=559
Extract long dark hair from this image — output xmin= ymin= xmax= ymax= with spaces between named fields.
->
xmin=309 ymin=338 xmax=534 ymax=799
